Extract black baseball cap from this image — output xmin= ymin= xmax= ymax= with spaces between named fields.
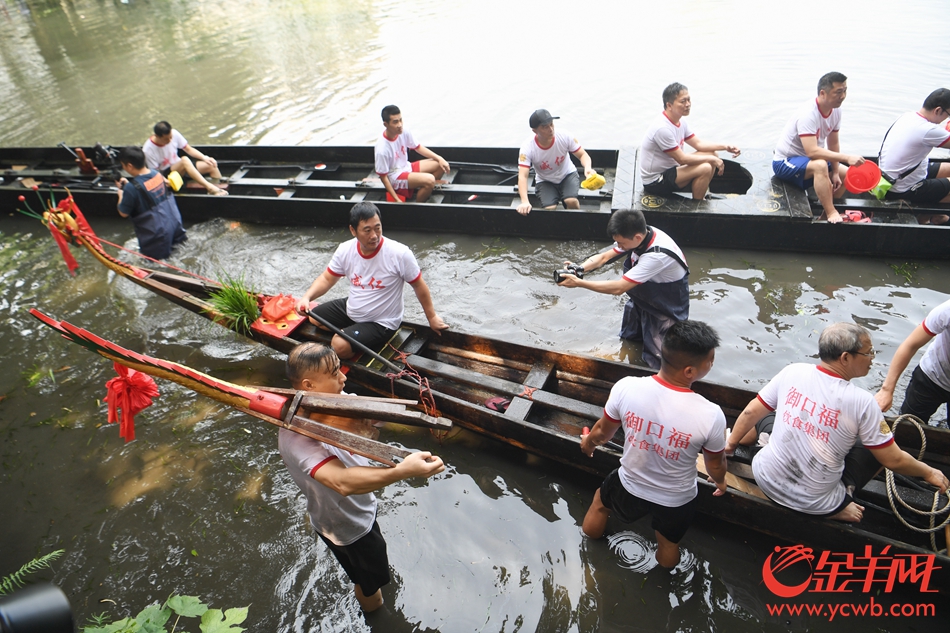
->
xmin=529 ymin=109 xmax=559 ymax=129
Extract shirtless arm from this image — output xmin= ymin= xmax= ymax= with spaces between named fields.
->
xmin=703 ymin=450 xmax=728 ymax=496
xmin=410 ymin=277 xmax=449 ymax=334
xmin=516 ymin=166 xmax=532 ymax=215
xmin=725 ymin=397 xmax=771 ymax=453
xmin=685 ymin=137 xmax=741 ymax=157
xmin=869 ymin=442 xmax=949 ymax=493
xmin=558 ymin=274 xmax=636 ymax=295
xmin=413 ymin=144 xmax=450 ymax=175
xmin=801 ymin=133 xmax=863 ymax=168
xmin=295 ymin=269 xmax=342 ymax=313
xmin=875 ymin=324 xmax=934 ymax=411
xmin=313 ymin=451 xmax=445 ymax=496
xmin=183 ymin=144 xmax=217 ymax=168
xmin=571 ymin=148 xmax=595 ymax=178
xmin=580 ymin=414 xmax=622 ymax=457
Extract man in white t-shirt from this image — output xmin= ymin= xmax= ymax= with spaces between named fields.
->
xmin=640 ymin=83 xmax=741 ymax=200
xmin=295 ymin=202 xmax=449 ymax=359
xmin=142 ymin=121 xmax=227 ymax=196
xmin=878 ymin=88 xmax=950 ymax=225
xmin=516 ymin=109 xmax=596 ymax=215
xmin=726 ymin=323 xmax=948 ymax=522
xmin=557 ymin=208 xmax=689 ymax=369
xmin=581 ymin=320 xmax=727 ymax=568
xmin=875 ymin=298 xmax=950 ymax=423
xmin=374 ymin=105 xmax=449 ymax=203
xmin=772 ymin=72 xmax=865 ymax=223
xmin=278 ymin=342 xmax=444 ymax=612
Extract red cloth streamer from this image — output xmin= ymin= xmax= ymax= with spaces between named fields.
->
xmin=60 ymin=196 xmax=100 ymax=248
xmin=47 ymin=220 xmax=79 ymax=276
xmin=104 ymin=362 xmax=159 ymax=442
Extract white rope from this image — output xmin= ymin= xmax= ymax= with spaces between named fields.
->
xmin=884 ymin=414 xmax=950 ymax=553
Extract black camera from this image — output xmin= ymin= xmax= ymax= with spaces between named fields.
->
xmin=0 ymin=584 xmax=74 ymax=633
xmin=554 ymin=264 xmax=584 ymax=284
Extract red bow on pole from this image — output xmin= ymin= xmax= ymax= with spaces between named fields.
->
xmin=104 ymin=362 xmax=159 ymax=442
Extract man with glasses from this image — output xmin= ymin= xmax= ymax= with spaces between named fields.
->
xmin=875 ymin=298 xmax=950 ymax=423
xmin=772 ymin=72 xmax=865 ymax=223
xmin=725 ymin=323 xmax=948 ymax=522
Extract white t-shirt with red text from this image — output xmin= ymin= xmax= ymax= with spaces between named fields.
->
xmin=773 ymin=99 xmax=842 ymax=161
xmin=375 ymin=129 xmax=420 ymax=182
xmin=278 ymin=424 xmax=377 ymax=546
xmin=326 ymin=236 xmax=421 ymax=330
xmin=751 ymin=364 xmax=893 ymax=515
xmin=605 ymin=374 xmax=726 ymax=507
xmin=518 ymin=131 xmax=581 ymax=184
xmin=640 ymin=112 xmax=695 ymax=184
xmin=142 ymin=129 xmax=189 ymax=171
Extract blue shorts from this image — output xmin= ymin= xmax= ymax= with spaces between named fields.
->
xmin=772 ymin=156 xmax=814 ymax=189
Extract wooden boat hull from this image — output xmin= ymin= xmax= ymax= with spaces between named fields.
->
xmin=53 ymin=226 xmax=950 ymax=577
xmin=3 ymin=145 xmax=949 ymax=259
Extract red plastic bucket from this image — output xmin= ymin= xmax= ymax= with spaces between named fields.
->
xmin=844 ymin=161 xmax=881 ymax=194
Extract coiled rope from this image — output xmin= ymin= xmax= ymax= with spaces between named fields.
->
xmin=885 ymin=414 xmax=950 ymax=553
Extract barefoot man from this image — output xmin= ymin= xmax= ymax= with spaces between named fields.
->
xmin=143 ymin=121 xmax=227 ymax=196
xmin=725 ymin=322 xmax=948 ymax=522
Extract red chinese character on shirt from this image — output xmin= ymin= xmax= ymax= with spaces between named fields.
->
xmin=653 ymin=443 xmax=665 ymax=456
xmin=784 ymin=387 xmax=803 ymax=408
xmin=667 ymin=428 xmax=692 ymax=449
xmin=817 ymin=405 xmax=840 ymax=429
xmin=638 ymin=440 xmax=650 ymax=450
xmin=367 ymin=276 xmax=385 ymax=290
xmin=801 ymin=397 xmax=817 ymax=417
xmin=665 ymin=449 xmax=680 ymax=461
xmin=646 ymin=421 xmax=664 ymax=439
xmin=540 ymin=160 xmax=551 ymax=170
xmin=554 ymin=155 xmax=564 ymax=166
xmin=624 ymin=412 xmax=643 ymax=433
xmin=351 ymin=274 xmax=363 ymax=288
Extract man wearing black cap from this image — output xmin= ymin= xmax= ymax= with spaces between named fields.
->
xmin=517 ymin=109 xmax=596 ymax=215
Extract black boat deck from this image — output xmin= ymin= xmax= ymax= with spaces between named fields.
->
xmin=3 ymin=144 xmax=949 ymax=259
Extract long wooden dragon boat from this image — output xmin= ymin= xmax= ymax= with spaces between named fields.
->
xmin=33 ymin=197 xmax=950 ymax=578
xmin=2 ymin=144 xmax=949 ymax=259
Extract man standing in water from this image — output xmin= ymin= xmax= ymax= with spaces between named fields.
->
xmin=581 ymin=321 xmax=728 ymax=569
xmin=640 ymin=83 xmax=741 ymax=200
xmin=374 ymin=105 xmax=450 ymax=203
xmin=295 ymin=202 xmax=449 ymax=359
xmin=772 ymin=72 xmax=865 ymax=223
xmin=279 ymin=342 xmax=445 ymax=612
xmin=557 ymin=208 xmax=689 ymax=369
xmin=114 ymin=145 xmax=187 ymax=260
xmin=516 ymin=108 xmax=596 ymax=215
xmin=726 ymin=322 xmax=948 ymax=522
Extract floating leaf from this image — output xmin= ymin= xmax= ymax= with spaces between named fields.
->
xmin=134 ymin=604 xmax=170 ymax=633
xmin=166 ymin=595 xmax=208 ymax=618
xmin=199 ymin=607 xmax=248 ymax=633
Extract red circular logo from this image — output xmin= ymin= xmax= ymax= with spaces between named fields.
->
xmin=762 ymin=545 xmax=815 ymax=598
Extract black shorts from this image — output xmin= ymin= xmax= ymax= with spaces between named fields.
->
xmin=318 ymin=520 xmax=390 ymax=596
xmin=885 ymin=163 xmax=950 ymax=204
xmin=599 ymin=468 xmax=697 ymax=544
xmin=643 ymin=166 xmax=687 ymax=195
xmin=536 ymin=171 xmax=580 ymax=208
xmin=310 ymin=298 xmax=397 ymax=352
xmin=900 ymin=364 xmax=950 ymax=423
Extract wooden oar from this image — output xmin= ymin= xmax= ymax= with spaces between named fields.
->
xmin=451 ymin=161 xmax=523 ymax=174
xmin=29 ymin=309 xmax=451 ymax=466
xmin=304 ymin=308 xmax=406 ymax=376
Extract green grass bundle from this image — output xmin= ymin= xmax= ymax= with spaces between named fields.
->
xmin=206 ymin=274 xmax=261 ymax=336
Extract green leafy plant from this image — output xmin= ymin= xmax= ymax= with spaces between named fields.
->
xmin=83 ymin=595 xmax=248 ymax=633
xmin=0 ymin=549 xmax=65 ymax=595
xmin=205 ymin=274 xmax=260 ymax=336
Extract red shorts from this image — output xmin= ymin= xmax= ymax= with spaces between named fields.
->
xmin=387 ymin=161 xmax=420 ymax=201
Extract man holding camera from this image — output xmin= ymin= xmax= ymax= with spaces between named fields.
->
xmin=557 ymin=208 xmax=689 ymax=369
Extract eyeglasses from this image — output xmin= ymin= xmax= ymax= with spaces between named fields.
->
xmin=853 ymin=348 xmax=876 ymax=358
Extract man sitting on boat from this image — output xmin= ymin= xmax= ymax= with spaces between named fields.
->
xmin=877 ymin=88 xmax=950 ymax=225
xmin=557 ymin=208 xmax=688 ymax=370
xmin=114 ymin=145 xmax=187 ymax=260
xmin=142 ymin=121 xmax=227 ymax=196
xmin=726 ymin=323 xmax=949 ymax=522
xmin=516 ymin=109 xmax=596 ymax=215
xmin=772 ymin=72 xmax=865 ymax=224
xmin=374 ymin=105 xmax=450 ymax=203
xmin=278 ymin=342 xmax=445 ymax=612
xmin=294 ymin=201 xmax=449 ymax=359
xmin=875 ymin=298 xmax=950 ymax=424
xmin=580 ymin=320 xmax=728 ymax=569
xmin=640 ymin=83 xmax=741 ymax=200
